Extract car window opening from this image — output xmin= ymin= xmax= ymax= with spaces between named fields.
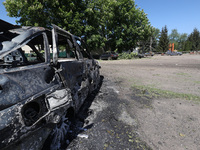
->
xmin=0 ymin=34 xmax=45 ymax=69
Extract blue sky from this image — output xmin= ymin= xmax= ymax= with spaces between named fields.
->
xmin=135 ymin=0 xmax=200 ymax=35
xmin=0 ymin=1 xmax=18 ymax=24
xmin=0 ymin=0 xmax=199 ymax=35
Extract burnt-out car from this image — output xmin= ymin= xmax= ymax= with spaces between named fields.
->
xmin=0 ymin=20 xmax=100 ymax=150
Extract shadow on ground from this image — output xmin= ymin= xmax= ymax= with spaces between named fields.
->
xmin=61 ymin=76 xmax=104 ymax=149
xmin=65 ymin=77 xmax=152 ymax=150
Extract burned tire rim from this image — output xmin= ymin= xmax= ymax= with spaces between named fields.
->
xmin=50 ymin=114 xmax=71 ymax=150
xmin=42 ymin=111 xmax=73 ymax=150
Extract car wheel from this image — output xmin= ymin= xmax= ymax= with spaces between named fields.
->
xmin=43 ymin=109 xmax=74 ymax=150
xmin=108 ymin=57 xmax=112 ymax=60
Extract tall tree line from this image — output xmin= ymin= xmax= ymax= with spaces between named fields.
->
xmin=149 ymin=27 xmax=200 ymax=53
xmin=169 ymin=29 xmax=188 ymax=51
xmin=168 ymin=28 xmax=200 ymax=51
xmin=186 ymin=28 xmax=200 ymax=51
xmin=4 ymin=0 xmax=152 ymax=53
xmin=157 ymin=26 xmax=169 ymax=52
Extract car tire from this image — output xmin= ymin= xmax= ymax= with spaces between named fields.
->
xmin=108 ymin=57 xmax=112 ymax=60
xmin=43 ymin=109 xmax=74 ymax=150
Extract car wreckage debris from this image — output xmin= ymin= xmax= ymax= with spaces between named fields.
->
xmin=0 ymin=19 xmax=100 ymax=150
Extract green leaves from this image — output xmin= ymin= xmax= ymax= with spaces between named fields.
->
xmin=187 ymin=28 xmax=200 ymax=51
xmin=4 ymin=0 xmax=152 ymax=53
xmin=158 ymin=26 xmax=169 ymax=53
xmin=167 ymin=28 xmax=200 ymax=51
xmin=168 ymin=29 xmax=189 ymax=51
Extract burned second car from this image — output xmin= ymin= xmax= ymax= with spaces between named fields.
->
xmin=0 ymin=20 xmax=100 ymax=149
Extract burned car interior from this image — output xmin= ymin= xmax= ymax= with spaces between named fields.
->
xmin=0 ymin=19 xmax=100 ymax=150
xmin=0 ymin=28 xmax=47 ymax=68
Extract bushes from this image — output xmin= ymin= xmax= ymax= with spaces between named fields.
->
xmin=118 ymin=52 xmax=138 ymax=59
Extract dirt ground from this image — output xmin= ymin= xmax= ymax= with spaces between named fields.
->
xmin=67 ymin=54 xmax=200 ymax=150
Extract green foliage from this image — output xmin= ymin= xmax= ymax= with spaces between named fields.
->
xmin=186 ymin=28 xmax=200 ymax=51
xmin=169 ymin=29 xmax=179 ymax=50
xmin=158 ymin=25 xmax=169 ymax=53
xmin=132 ymin=84 xmax=200 ymax=101
xmin=168 ymin=29 xmax=188 ymax=51
xmin=84 ymin=0 xmax=153 ymax=52
xmin=178 ymin=33 xmax=188 ymax=50
xmin=118 ymin=52 xmax=138 ymax=59
xmin=139 ymin=27 xmax=160 ymax=53
xmin=3 ymin=0 xmax=152 ymax=53
xmin=169 ymin=29 xmax=179 ymax=43
xmin=153 ymin=28 xmax=161 ymax=41
xmin=184 ymin=40 xmax=193 ymax=51
xmin=3 ymin=0 xmax=86 ymax=36
xmin=151 ymin=28 xmax=160 ymax=52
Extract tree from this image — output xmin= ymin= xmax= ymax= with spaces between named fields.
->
xmin=153 ymin=28 xmax=161 ymax=42
xmin=83 ymin=0 xmax=112 ymax=53
xmin=84 ymin=0 xmax=152 ymax=53
xmin=187 ymin=28 xmax=200 ymax=51
xmin=169 ymin=29 xmax=179 ymax=42
xmin=3 ymin=0 xmax=86 ymax=36
xmin=4 ymin=0 xmax=152 ymax=53
xmin=168 ymin=29 xmax=188 ymax=51
xmin=139 ymin=27 xmax=160 ymax=53
xmin=109 ymin=0 xmax=152 ymax=52
xmin=158 ymin=26 xmax=169 ymax=53
xmin=178 ymin=33 xmax=188 ymax=51
xmin=184 ymin=41 xmax=192 ymax=51
xmin=169 ymin=29 xmax=179 ymax=50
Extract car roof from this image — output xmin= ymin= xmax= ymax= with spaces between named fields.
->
xmin=0 ymin=20 xmax=48 ymax=57
xmin=0 ymin=19 xmax=21 ymax=32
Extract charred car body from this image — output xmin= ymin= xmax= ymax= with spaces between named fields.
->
xmin=0 ymin=20 xmax=100 ymax=149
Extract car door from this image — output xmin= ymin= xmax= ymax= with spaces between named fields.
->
xmin=52 ymin=25 xmax=89 ymax=111
xmin=0 ymin=30 xmax=62 ymax=147
xmin=0 ymin=32 xmax=59 ymax=110
xmin=76 ymin=38 xmax=100 ymax=93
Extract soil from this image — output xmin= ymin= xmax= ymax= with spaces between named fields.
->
xmin=66 ymin=54 xmax=200 ymax=150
